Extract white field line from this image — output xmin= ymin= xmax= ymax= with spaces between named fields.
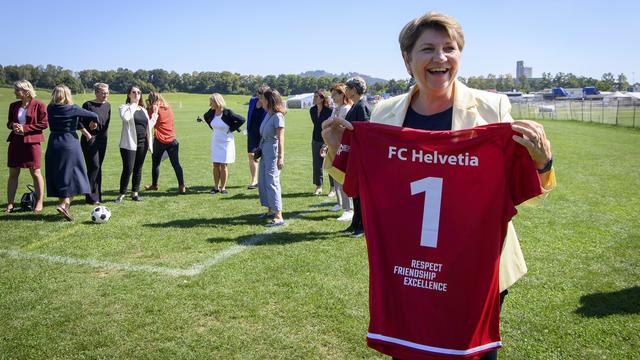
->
xmin=0 ymin=205 xmax=321 ymax=276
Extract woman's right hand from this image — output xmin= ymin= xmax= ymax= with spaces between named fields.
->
xmin=321 ymin=117 xmax=353 ymax=151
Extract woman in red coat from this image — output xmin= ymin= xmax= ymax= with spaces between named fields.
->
xmin=5 ymin=80 xmax=48 ymax=213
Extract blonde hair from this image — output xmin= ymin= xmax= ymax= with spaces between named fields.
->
xmin=50 ymin=85 xmax=73 ymax=105
xmin=209 ymin=93 xmax=226 ymax=110
xmin=263 ymin=89 xmax=287 ymax=115
xmin=14 ymin=80 xmax=36 ymax=98
xmin=399 ymin=11 xmax=465 ymax=56
xmin=147 ymin=91 xmax=169 ymax=108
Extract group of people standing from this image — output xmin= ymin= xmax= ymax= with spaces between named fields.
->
xmin=4 ymin=81 xmax=186 ymax=220
xmin=5 ymin=80 xmax=287 ymax=226
xmin=309 ymin=77 xmax=371 ymax=237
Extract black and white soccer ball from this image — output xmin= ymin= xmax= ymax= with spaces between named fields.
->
xmin=91 ymin=206 xmax=111 ymax=224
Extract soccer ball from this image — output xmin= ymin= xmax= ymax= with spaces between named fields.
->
xmin=91 ymin=206 xmax=111 ymax=224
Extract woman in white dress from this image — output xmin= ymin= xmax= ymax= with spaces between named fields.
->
xmin=203 ymin=93 xmax=245 ymax=194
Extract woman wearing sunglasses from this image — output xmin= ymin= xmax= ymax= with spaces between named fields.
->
xmin=116 ymin=86 xmax=153 ymax=203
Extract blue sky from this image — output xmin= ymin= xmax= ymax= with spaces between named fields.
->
xmin=1 ymin=0 xmax=638 ymax=82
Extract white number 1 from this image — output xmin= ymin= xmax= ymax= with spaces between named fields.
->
xmin=410 ymin=177 xmax=443 ymax=248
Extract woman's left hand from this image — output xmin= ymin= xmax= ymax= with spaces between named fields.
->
xmin=277 ymin=157 xmax=284 ymax=170
xmin=511 ymin=120 xmax=553 ymax=170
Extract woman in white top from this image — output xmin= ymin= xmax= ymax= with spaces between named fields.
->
xmin=325 ymin=83 xmax=354 ymax=221
xmin=116 ymin=86 xmax=154 ymax=203
xmin=204 ymin=93 xmax=245 ymax=194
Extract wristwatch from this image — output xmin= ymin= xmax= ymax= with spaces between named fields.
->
xmin=537 ymin=157 xmax=553 ymax=174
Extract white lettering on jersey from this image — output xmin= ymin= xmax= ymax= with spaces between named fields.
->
xmin=388 ymin=146 xmax=479 ymax=167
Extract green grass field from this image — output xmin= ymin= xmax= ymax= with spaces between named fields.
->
xmin=0 ymin=87 xmax=638 ymax=359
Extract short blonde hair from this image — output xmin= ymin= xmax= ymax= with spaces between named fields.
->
xmin=51 ymin=85 xmax=73 ymax=105
xmin=14 ymin=80 xmax=36 ymax=98
xmin=209 ymin=93 xmax=226 ymax=110
xmin=399 ymin=11 xmax=465 ymax=56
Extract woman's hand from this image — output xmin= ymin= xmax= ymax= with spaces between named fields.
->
xmin=321 ymin=117 xmax=353 ymax=150
xmin=511 ymin=120 xmax=553 ymax=170
xmin=12 ymin=123 xmax=24 ymax=135
xmin=89 ymin=121 xmax=98 ymax=130
xmin=151 ymin=104 xmax=159 ymax=114
xmin=277 ymin=157 xmax=284 ymax=170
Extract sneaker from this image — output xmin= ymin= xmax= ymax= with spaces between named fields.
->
xmin=115 ymin=196 xmax=125 ymax=204
xmin=132 ymin=195 xmax=142 ymax=202
xmin=247 ymin=184 xmax=258 ymax=190
xmin=337 ymin=211 xmax=354 ymax=222
xmin=313 ymin=188 xmax=322 ymax=195
xmin=145 ymin=184 xmax=159 ymax=191
xmin=265 ymin=219 xmax=286 ymax=227
xmin=209 ymin=188 xmax=220 ymax=194
xmin=219 ymin=189 xmax=229 ymax=194
xmin=327 ymin=190 xmax=336 ymax=198
xmin=351 ymin=229 xmax=365 ymax=238
xmin=329 ymin=204 xmax=342 ymax=212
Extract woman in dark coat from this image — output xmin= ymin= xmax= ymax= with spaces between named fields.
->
xmin=45 ymin=85 xmax=95 ymax=221
xmin=309 ymin=89 xmax=333 ymax=195
xmin=5 ymin=80 xmax=48 ymax=213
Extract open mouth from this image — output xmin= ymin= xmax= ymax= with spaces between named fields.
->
xmin=428 ymin=68 xmax=449 ymax=75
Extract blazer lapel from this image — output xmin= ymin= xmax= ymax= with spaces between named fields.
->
xmin=381 ymin=86 xmax=418 ymax=127
xmin=452 ymin=80 xmax=479 ymax=130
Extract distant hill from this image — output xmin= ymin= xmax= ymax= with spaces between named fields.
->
xmin=299 ymin=70 xmax=387 ymax=85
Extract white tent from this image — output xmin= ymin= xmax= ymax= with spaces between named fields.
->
xmin=286 ymin=93 xmax=314 ymax=109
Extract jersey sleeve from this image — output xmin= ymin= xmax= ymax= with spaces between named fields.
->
xmin=335 ymin=129 xmax=360 ymax=197
xmin=507 ymin=137 xmax=543 ymax=206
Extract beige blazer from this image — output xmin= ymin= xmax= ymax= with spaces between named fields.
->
xmin=330 ymin=80 xmax=549 ymax=291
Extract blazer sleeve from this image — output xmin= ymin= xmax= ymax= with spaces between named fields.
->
xmin=203 ymin=109 xmax=214 ymax=129
xmin=228 ymin=110 xmax=246 ymax=132
xmin=22 ymin=101 xmax=49 ymax=134
xmin=7 ymin=103 xmax=16 ymax=130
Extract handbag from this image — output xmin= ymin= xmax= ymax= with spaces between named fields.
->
xmin=252 ymin=146 xmax=262 ymax=160
xmin=20 ymin=184 xmax=37 ymax=212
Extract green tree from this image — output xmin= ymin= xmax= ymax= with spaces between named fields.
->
xmin=598 ymin=72 xmax=615 ymax=91
xmin=616 ymin=73 xmax=629 ymax=91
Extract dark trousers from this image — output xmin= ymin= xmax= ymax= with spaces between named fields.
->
xmin=151 ymin=138 xmax=184 ymax=187
xmin=311 ymin=140 xmax=324 ymax=186
xmin=119 ymin=143 xmax=147 ymax=194
xmin=351 ymin=197 xmax=363 ymax=231
xmin=81 ymin=135 xmax=107 ymax=203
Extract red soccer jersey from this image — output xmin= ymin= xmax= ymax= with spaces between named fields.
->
xmin=333 ymin=122 xmax=542 ymax=359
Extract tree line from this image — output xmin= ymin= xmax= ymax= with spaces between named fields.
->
xmin=459 ymin=72 xmax=633 ymax=93
xmin=0 ymin=64 xmax=634 ymax=96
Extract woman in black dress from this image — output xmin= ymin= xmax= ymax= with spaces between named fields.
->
xmin=45 ymin=85 xmax=95 ymax=221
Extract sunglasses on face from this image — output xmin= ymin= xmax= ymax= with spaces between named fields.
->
xmin=130 ymin=90 xmax=141 ymax=94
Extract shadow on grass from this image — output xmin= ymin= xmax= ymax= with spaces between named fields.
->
xmin=142 ymin=208 xmax=337 ymax=229
xmin=575 ymin=286 xmax=640 ymax=317
xmin=0 ymin=211 xmax=65 ymax=222
xmin=206 ymin=230 xmax=342 ymax=246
